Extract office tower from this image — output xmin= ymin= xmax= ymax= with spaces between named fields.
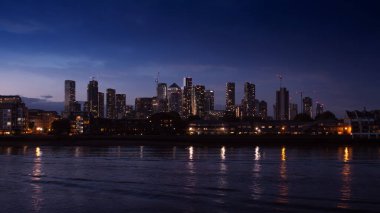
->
xmin=167 ymin=83 xmax=182 ymax=113
xmin=0 ymin=96 xmax=28 ymax=134
xmin=106 ymin=89 xmax=116 ymax=119
xmin=156 ymin=83 xmax=168 ymax=113
xmin=258 ymin=100 xmax=268 ymax=120
xmin=191 ymin=85 xmax=205 ymax=117
xmin=157 ymin=83 xmax=167 ymax=100
xmin=98 ymin=92 xmax=104 ymax=118
xmin=64 ymin=80 xmax=76 ymax=114
xmin=303 ymin=97 xmax=313 ymax=118
xmin=244 ymin=82 xmax=255 ymax=117
xmin=254 ymin=99 xmax=260 ymax=117
xmin=204 ymin=90 xmax=214 ymax=112
xmin=289 ymin=103 xmax=298 ymax=120
xmin=182 ymin=77 xmax=193 ymax=117
xmin=87 ymin=79 xmax=99 ymax=117
xmin=116 ymin=94 xmax=127 ymax=119
xmin=135 ymin=97 xmax=153 ymax=118
xmin=226 ymin=82 xmax=235 ymax=112
xmin=275 ymin=87 xmax=289 ymax=120
xmin=316 ymin=102 xmax=324 ymax=116
xmin=83 ymin=102 xmax=90 ymax=113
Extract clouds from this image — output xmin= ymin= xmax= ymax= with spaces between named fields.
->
xmin=0 ymin=19 xmax=47 ymax=34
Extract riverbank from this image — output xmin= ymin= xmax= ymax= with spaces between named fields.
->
xmin=0 ymin=135 xmax=379 ymax=147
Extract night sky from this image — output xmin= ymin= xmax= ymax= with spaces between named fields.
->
xmin=0 ymin=0 xmax=379 ymax=117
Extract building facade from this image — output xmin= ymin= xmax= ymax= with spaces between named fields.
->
xmin=87 ymin=79 xmax=99 ymax=117
xmin=191 ymin=85 xmax=205 ymax=117
xmin=106 ymin=88 xmax=116 ymax=119
xmin=0 ymin=96 xmax=28 ymax=134
xmin=275 ymin=87 xmax=289 ymax=120
xmin=167 ymin=83 xmax=182 ymax=113
xmin=225 ymin=82 xmax=235 ymax=112
xmin=243 ymin=82 xmax=256 ymax=117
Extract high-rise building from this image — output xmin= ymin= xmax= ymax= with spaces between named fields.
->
xmin=316 ymin=102 xmax=324 ymax=116
xmin=204 ymin=90 xmax=215 ymax=112
xmin=225 ymin=82 xmax=235 ymax=112
xmin=64 ymin=80 xmax=76 ymax=114
xmin=156 ymin=83 xmax=168 ymax=113
xmin=303 ymin=97 xmax=313 ymax=118
xmin=258 ymin=100 xmax=268 ymax=120
xmin=106 ymin=89 xmax=116 ymax=119
xmin=116 ymin=94 xmax=127 ymax=119
xmin=191 ymin=85 xmax=205 ymax=117
xmin=243 ymin=82 xmax=255 ymax=117
xmin=275 ymin=87 xmax=289 ymax=120
xmin=0 ymin=96 xmax=28 ymax=134
xmin=182 ymin=77 xmax=193 ymax=117
xmin=167 ymin=83 xmax=182 ymax=113
xmin=98 ymin=92 xmax=104 ymax=118
xmin=289 ymin=103 xmax=298 ymax=120
xmin=87 ymin=79 xmax=99 ymax=117
xmin=135 ymin=97 xmax=153 ymax=119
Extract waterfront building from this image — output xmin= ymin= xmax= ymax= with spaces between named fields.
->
xmin=275 ymin=87 xmax=289 ymax=120
xmin=225 ymin=82 xmax=235 ymax=112
xmin=106 ymin=89 xmax=116 ymax=119
xmin=0 ymin=96 xmax=28 ymax=134
xmin=28 ymin=109 xmax=59 ymax=134
xmin=87 ymin=79 xmax=99 ymax=117
xmin=167 ymin=83 xmax=182 ymax=113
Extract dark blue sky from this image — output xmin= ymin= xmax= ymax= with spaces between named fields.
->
xmin=0 ymin=0 xmax=379 ymax=117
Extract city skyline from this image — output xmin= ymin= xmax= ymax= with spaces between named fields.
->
xmin=0 ymin=1 xmax=380 ymax=117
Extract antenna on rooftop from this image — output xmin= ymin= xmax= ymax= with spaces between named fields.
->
xmin=155 ymin=72 xmax=160 ymax=85
xmin=277 ymin=74 xmax=283 ymax=88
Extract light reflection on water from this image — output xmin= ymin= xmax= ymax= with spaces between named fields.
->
xmin=337 ymin=146 xmax=352 ymax=209
xmin=251 ymin=146 xmax=262 ymax=200
xmin=0 ymin=145 xmax=378 ymax=212
xmin=31 ymin=147 xmax=43 ymax=212
xmin=277 ymin=146 xmax=288 ymax=204
xmin=217 ymin=146 xmax=228 ymax=201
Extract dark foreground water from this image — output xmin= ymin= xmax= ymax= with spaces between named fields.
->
xmin=0 ymin=144 xmax=380 ymax=212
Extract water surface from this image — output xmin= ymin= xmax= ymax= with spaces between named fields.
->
xmin=0 ymin=144 xmax=379 ymax=212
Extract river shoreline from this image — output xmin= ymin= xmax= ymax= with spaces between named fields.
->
xmin=0 ymin=135 xmax=379 ymax=147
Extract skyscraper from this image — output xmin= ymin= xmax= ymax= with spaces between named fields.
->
xmin=316 ymin=102 xmax=324 ymax=116
xmin=135 ymin=97 xmax=153 ymax=119
xmin=303 ymin=97 xmax=313 ymax=118
xmin=106 ymin=88 xmax=116 ymax=119
xmin=244 ymin=82 xmax=255 ymax=117
xmin=167 ymin=83 xmax=182 ymax=113
xmin=289 ymin=103 xmax=298 ymax=120
xmin=182 ymin=77 xmax=193 ymax=117
xmin=225 ymin=82 xmax=235 ymax=112
xmin=275 ymin=87 xmax=289 ymax=120
xmin=204 ymin=90 xmax=215 ymax=112
xmin=116 ymin=94 xmax=127 ymax=119
xmin=156 ymin=83 xmax=168 ymax=112
xmin=258 ymin=100 xmax=268 ymax=120
xmin=64 ymin=80 xmax=76 ymax=114
xmin=191 ymin=85 xmax=205 ymax=117
xmin=98 ymin=92 xmax=104 ymax=118
xmin=87 ymin=79 xmax=99 ymax=117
